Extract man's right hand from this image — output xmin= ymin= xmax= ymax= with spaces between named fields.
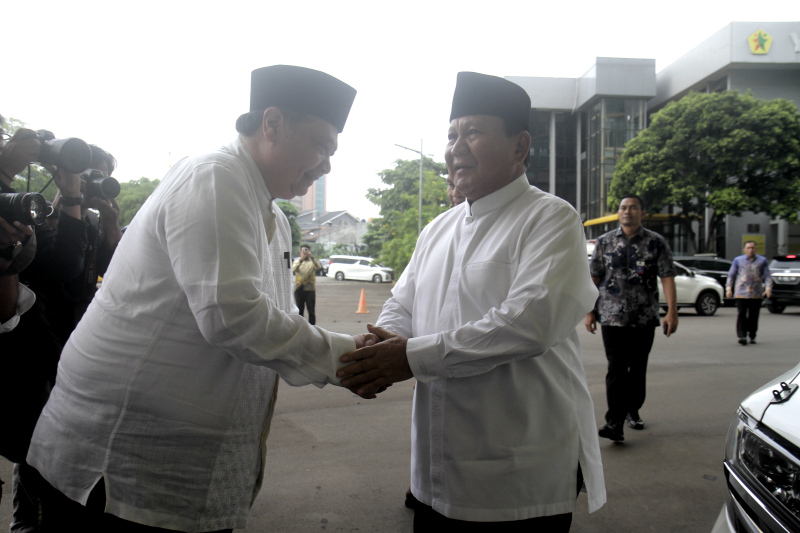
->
xmin=584 ymin=312 xmax=597 ymax=334
xmin=339 ymin=324 xmax=413 ymax=399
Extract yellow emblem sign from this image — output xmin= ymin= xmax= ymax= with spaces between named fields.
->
xmin=748 ymin=29 xmax=772 ymax=54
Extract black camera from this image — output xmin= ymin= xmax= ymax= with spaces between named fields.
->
xmin=34 ymin=130 xmax=93 ymax=174
xmin=0 ymin=192 xmax=48 ymax=225
xmin=81 ymin=169 xmax=120 ymax=200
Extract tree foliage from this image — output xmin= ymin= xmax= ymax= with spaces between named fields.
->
xmin=117 ymin=178 xmax=161 ymax=226
xmin=363 ymin=157 xmax=449 ymax=276
xmin=276 ymin=200 xmax=302 ymax=255
xmin=611 ymin=91 xmax=800 ymax=253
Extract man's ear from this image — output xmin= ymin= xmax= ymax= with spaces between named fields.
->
xmin=262 ymin=107 xmax=285 ymax=142
xmin=515 ymin=131 xmax=531 ymax=163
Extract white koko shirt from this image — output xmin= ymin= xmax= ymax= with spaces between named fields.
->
xmin=378 ymin=175 xmax=606 ymax=521
xmin=27 ymin=137 xmax=355 ymax=532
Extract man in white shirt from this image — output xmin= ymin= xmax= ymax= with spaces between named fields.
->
xmin=26 ymin=65 xmax=373 ymax=532
xmin=339 ymin=72 xmax=606 ymax=531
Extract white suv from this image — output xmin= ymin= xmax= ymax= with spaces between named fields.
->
xmin=658 ymin=261 xmax=724 ymax=316
xmin=712 ymin=362 xmax=800 ymax=532
xmin=327 ymin=255 xmax=394 ymax=283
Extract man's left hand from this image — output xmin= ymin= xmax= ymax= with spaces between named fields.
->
xmin=339 ymin=324 xmax=413 ymax=399
xmin=765 ymin=289 xmax=772 ymax=299
xmin=662 ymin=310 xmax=678 ymax=337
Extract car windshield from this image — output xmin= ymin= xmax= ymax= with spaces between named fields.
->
xmin=770 ymin=260 xmax=800 ymax=269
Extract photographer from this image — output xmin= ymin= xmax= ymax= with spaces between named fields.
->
xmin=1 ymin=118 xmax=38 ymax=337
xmin=292 ymin=244 xmax=322 ymax=325
xmin=0 ymin=127 xmax=119 ymax=531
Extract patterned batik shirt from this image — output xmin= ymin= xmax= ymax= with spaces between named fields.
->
xmin=726 ymin=255 xmax=772 ymax=298
xmin=590 ymin=226 xmax=676 ymax=328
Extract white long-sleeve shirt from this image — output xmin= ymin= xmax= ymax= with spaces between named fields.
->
xmin=27 ymin=137 xmax=355 ymax=532
xmin=378 ymin=175 xmax=606 ymax=521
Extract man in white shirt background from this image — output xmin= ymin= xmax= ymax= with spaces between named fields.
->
xmin=25 ymin=65 xmax=377 ymax=532
xmin=339 ymin=72 xmax=606 ymax=532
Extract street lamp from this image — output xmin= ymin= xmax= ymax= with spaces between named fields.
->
xmin=395 ymin=141 xmax=425 ymax=234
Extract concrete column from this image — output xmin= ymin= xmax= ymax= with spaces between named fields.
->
xmin=549 ymin=111 xmax=556 ymax=195
xmin=576 ymin=113 xmax=582 ymax=216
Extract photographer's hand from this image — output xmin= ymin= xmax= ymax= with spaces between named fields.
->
xmin=86 ymin=197 xmax=122 ymax=247
xmin=0 ymin=217 xmax=33 ymax=248
xmin=0 ymin=129 xmax=41 ymax=184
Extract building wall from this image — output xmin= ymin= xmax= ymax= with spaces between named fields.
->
xmin=728 ymin=69 xmax=800 ymax=106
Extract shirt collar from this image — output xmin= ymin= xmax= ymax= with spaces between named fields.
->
xmin=223 ymin=136 xmax=277 ymax=241
xmin=467 ymin=174 xmax=530 ymax=217
xmin=615 ymin=225 xmax=645 ymax=240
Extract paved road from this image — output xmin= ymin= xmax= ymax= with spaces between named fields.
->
xmin=2 ymin=276 xmax=798 ymax=532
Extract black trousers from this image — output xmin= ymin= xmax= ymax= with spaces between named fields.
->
xmin=412 ymin=467 xmax=582 ymax=532
xmin=601 ymin=325 xmax=656 ymax=425
xmin=294 ymin=288 xmax=317 ymax=325
xmin=736 ymin=299 xmax=762 ymax=340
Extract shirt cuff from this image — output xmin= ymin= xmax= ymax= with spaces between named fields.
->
xmin=325 ymin=332 xmax=357 ymax=387
xmin=406 ymin=334 xmax=446 ymax=383
xmin=0 ymin=284 xmax=36 ymax=334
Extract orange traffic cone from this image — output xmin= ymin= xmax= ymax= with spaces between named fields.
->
xmin=356 ymin=288 xmax=369 ymax=314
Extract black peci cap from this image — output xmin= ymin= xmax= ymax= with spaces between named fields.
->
xmin=449 ymin=72 xmax=530 ymax=133
xmin=248 ymin=65 xmax=357 ymax=133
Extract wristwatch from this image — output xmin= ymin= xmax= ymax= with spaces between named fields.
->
xmin=60 ymin=195 xmax=84 ymax=206
xmin=0 ymin=241 xmax=22 ymax=260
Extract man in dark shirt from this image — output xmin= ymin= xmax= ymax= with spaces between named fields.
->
xmin=585 ymin=195 xmax=678 ymax=442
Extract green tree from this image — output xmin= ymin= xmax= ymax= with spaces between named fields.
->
xmin=116 ymin=178 xmax=161 ymax=226
xmin=363 ymin=157 xmax=448 ymax=276
xmin=276 ymin=200 xmax=301 ymax=255
xmin=611 ymin=91 xmax=800 ymax=253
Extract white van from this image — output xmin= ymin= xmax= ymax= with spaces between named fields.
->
xmin=327 ymin=255 xmax=394 ymax=283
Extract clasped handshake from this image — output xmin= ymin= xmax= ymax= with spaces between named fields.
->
xmin=341 ymin=324 xmax=414 ymax=399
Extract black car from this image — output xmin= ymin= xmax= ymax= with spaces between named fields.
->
xmin=767 ymin=254 xmax=800 ymax=314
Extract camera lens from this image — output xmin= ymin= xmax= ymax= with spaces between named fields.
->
xmin=0 ymin=192 xmax=48 ymax=225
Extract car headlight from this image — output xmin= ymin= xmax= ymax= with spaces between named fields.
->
xmin=727 ymin=407 xmax=800 ymax=520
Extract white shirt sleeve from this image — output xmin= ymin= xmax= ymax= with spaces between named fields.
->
xmin=157 ymin=159 xmax=354 ymax=386
xmin=0 ymin=283 xmax=36 ymax=334
xmin=404 ymin=204 xmax=597 ymax=383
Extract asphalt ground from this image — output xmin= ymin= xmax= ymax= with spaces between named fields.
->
xmin=2 ymin=275 xmax=798 ymax=532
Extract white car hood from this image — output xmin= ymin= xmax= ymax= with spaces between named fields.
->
xmin=741 ymin=362 xmax=800 ymax=449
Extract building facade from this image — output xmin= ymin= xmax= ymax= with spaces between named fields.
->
xmin=509 ymin=21 xmax=800 ymax=257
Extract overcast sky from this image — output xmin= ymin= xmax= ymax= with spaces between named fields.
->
xmin=3 ymin=1 xmax=797 ymax=219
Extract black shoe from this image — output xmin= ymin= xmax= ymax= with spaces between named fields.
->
xmin=626 ymin=413 xmax=645 ymax=430
xmin=599 ymin=423 xmax=624 ymax=442
xmin=749 ymin=338 xmax=757 ymax=344
xmin=738 ymin=338 xmax=747 ymax=345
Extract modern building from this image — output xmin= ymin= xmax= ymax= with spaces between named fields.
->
xmin=289 ymin=175 xmax=326 ymax=217
xmin=508 ymin=21 xmax=800 ymax=257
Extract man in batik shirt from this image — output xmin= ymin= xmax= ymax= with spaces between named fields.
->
xmin=586 ymin=195 xmax=678 ymax=442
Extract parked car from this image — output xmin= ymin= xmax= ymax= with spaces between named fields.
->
xmin=711 ymin=361 xmax=800 ymax=533
xmin=658 ymin=261 xmax=723 ymax=316
xmin=317 ymin=258 xmax=330 ymax=276
xmin=766 ymin=254 xmax=800 ymax=314
xmin=327 ymin=255 xmax=394 ymax=283
xmin=674 ymin=255 xmax=733 ymax=290
xmin=675 ymin=255 xmax=734 ymax=306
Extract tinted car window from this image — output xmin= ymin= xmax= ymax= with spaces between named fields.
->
xmin=771 ymin=260 xmax=800 ymax=269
